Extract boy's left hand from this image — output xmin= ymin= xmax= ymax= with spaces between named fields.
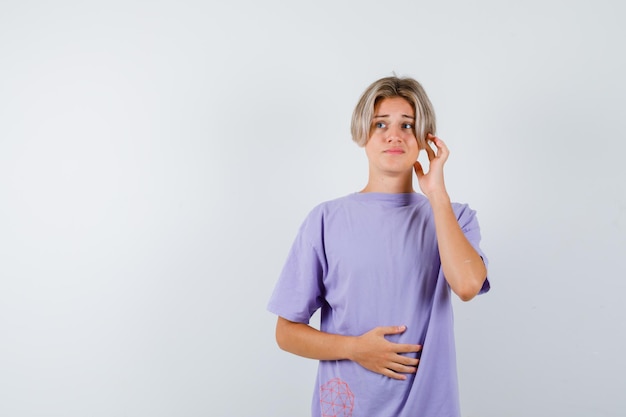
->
xmin=414 ymin=134 xmax=449 ymax=199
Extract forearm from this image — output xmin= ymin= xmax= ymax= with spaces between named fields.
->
xmin=429 ymin=191 xmax=487 ymax=301
xmin=275 ymin=316 xmax=356 ymax=361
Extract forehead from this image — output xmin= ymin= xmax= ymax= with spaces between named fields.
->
xmin=373 ymin=96 xmax=414 ymax=116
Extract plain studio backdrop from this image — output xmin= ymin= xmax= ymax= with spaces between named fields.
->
xmin=1 ymin=1 xmax=625 ymax=416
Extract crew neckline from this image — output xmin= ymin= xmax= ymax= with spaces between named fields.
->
xmin=348 ymin=192 xmax=428 ymax=207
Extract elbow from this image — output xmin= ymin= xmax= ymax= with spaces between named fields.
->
xmin=457 ymin=289 xmax=477 ymax=302
xmin=276 ymin=332 xmax=289 ymax=352
xmin=455 ymin=275 xmax=487 ymax=302
xmin=456 ymin=264 xmax=487 ymax=302
xmin=275 ymin=325 xmax=287 ymax=351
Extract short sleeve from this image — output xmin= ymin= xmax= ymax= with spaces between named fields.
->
xmin=267 ymin=209 xmax=327 ymax=323
xmin=454 ymin=203 xmax=491 ymax=295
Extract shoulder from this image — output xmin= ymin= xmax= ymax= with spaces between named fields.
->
xmin=306 ymin=194 xmax=355 ymax=218
xmin=297 ymin=194 xmax=354 ymax=232
xmin=451 ymin=201 xmax=482 ymax=230
xmin=451 ymin=201 xmax=476 ymax=217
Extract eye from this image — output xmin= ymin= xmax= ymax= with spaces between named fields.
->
xmin=374 ymin=121 xmax=386 ymax=129
xmin=402 ymin=123 xmax=414 ymax=129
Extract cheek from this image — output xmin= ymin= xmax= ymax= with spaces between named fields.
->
xmin=363 ymin=142 xmax=377 ymax=159
xmin=408 ymin=139 xmax=420 ymax=158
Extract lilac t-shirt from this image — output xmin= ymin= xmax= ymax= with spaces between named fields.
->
xmin=267 ymin=192 xmax=490 ymax=417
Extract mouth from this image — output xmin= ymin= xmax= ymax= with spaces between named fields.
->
xmin=384 ymin=148 xmax=405 ymax=155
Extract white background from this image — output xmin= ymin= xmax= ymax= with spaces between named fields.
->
xmin=1 ymin=1 xmax=625 ymax=416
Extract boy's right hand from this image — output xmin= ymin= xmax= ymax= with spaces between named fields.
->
xmin=350 ymin=325 xmax=422 ymax=380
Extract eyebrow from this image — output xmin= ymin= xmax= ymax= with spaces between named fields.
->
xmin=373 ymin=114 xmax=415 ymax=120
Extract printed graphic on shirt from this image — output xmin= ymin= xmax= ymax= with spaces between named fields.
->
xmin=320 ymin=378 xmax=355 ymax=417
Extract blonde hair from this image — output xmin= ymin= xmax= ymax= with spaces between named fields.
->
xmin=351 ymin=76 xmax=436 ymax=149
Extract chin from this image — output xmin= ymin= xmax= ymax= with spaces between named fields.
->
xmin=379 ymin=166 xmax=414 ymax=176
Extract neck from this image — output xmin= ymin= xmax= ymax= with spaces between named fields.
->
xmin=361 ymin=171 xmax=415 ymax=194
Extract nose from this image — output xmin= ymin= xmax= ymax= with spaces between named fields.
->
xmin=386 ymin=125 xmax=402 ymax=142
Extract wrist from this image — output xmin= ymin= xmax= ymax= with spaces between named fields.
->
xmin=426 ymin=189 xmax=451 ymax=206
xmin=343 ymin=335 xmax=359 ymax=362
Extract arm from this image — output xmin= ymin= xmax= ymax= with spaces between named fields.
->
xmin=428 ymin=193 xmax=487 ymax=301
xmin=414 ymin=134 xmax=488 ymax=301
xmin=275 ymin=316 xmax=422 ymax=380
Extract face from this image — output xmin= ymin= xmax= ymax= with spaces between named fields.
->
xmin=364 ymin=96 xmax=419 ymax=177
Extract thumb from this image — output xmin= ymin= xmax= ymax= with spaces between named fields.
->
xmin=413 ymin=161 xmax=424 ymax=178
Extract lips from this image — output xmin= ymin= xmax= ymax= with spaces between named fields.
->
xmin=384 ymin=148 xmax=404 ymax=155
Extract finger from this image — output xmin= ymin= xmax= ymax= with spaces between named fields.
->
xmin=377 ymin=325 xmax=407 ymax=336
xmin=393 ymin=353 xmax=420 ymax=367
xmin=382 ymin=368 xmax=408 ymax=380
xmin=395 ymin=343 xmax=423 ymax=353
xmin=424 ymin=138 xmax=436 ymax=161
xmin=387 ymin=361 xmax=418 ymax=375
xmin=413 ymin=161 xmax=424 ymax=178
xmin=432 ymin=136 xmax=446 ymax=151
xmin=430 ymin=136 xmax=450 ymax=160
